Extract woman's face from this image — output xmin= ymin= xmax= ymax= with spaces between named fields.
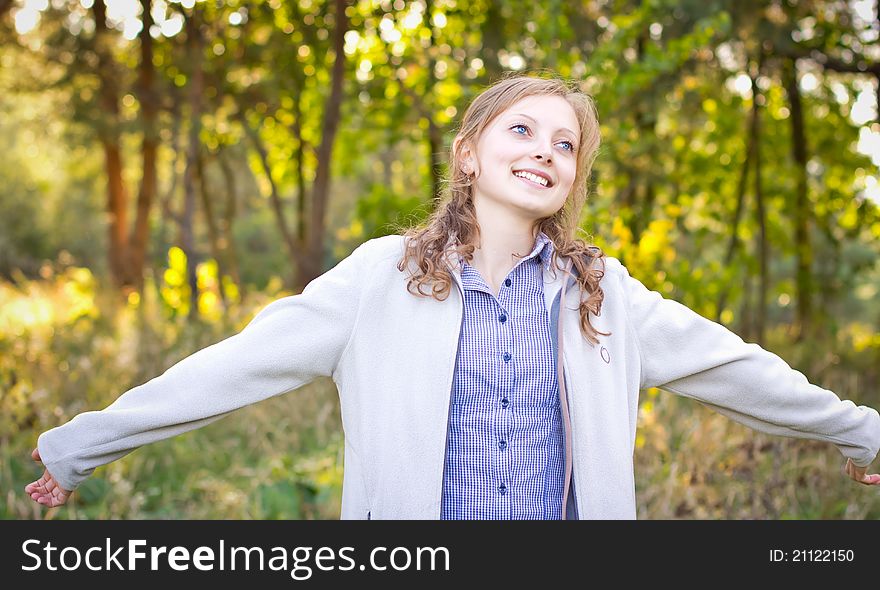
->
xmin=462 ymin=94 xmax=580 ymax=224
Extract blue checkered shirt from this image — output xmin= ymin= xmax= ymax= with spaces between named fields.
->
xmin=440 ymin=232 xmax=565 ymax=519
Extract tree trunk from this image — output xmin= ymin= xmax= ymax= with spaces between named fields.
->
xmin=217 ymin=150 xmax=244 ymax=300
xmin=291 ymin=85 xmax=308 ymax=248
xmin=197 ymin=152 xmax=229 ymax=308
xmin=300 ymin=0 xmax=349 ymax=289
xmin=751 ymin=60 xmax=768 ymax=346
xmin=181 ymin=8 xmax=204 ymax=319
xmin=629 ymin=31 xmax=658 ymax=245
xmin=478 ymin=1 xmax=505 ymax=82
xmin=240 ymin=111 xmax=300 ymax=277
xmin=93 ymin=0 xmax=130 ymax=292
xmin=783 ymin=58 xmax=813 ymax=343
xmin=0 ymin=0 xmax=12 ymax=21
xmin=423 ymin=0 xmax=442 ymax=208
xmin=396 ymin=80 xmax=442 ymax=208
xmin=740 ymin=271 xmax=753 ymax=342
xmin=127 ymin=0 xmax=159 ymax=294
xmin=715 ymin=117 xmax=753 ymax=324
xmin=158 ymin=102 xmax=183 ymax=263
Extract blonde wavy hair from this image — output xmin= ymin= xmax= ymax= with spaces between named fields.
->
xmin=396 ymin=72 xmax=610 ymax=345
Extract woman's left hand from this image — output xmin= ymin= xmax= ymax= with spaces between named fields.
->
xmin=843 ymin=458 xmax=880 ymax=485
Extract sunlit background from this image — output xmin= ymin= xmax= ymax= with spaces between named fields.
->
xmin=2 ymin=0 xmax=880 ymax=519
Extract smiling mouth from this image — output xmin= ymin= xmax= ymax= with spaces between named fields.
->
xmin=512 ymin=170 xmax=553 ymax=188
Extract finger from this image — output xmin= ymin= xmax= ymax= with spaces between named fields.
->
xmin=32 ymin=448 xmax=41 ymax=462
xmin=844 ymin=460 xmax=864 ymax=481
xmin=29 ymin=484 xmax=47 ymax=499
xmin=29 ymin=473 xmax=49 ymax=495
xmin=33 ymin=489 xmax=64 ymax=507
xmin=27 ymin=470 xmax=67 ymax=500
xmin=48 ymin=477 xmax=70 ymax=498
xmin=25 ymin=478 xmax=41 ymax=493
xmin=52 ymin=487 xmax=70 ymax=505
xmin=52 ymin=484 xmax=70 ymax=506
xmin=44 ymin=473 xmax=71 ymax=496
xmin=861 ymin=473 xmax=880 ymax=485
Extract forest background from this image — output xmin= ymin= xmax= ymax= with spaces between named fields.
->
xmin=2 ymin=0 xmax=880 ymax=519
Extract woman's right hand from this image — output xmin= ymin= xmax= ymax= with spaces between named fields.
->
xmin=25 ymin=448 xmax=72 ymax=507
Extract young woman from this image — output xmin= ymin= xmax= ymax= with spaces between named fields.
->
xmin=27 ymin=73 xmax=880 ymax=519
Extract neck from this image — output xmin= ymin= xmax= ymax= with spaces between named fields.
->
xmin=469 ymin=197 xmax=539 ymax=284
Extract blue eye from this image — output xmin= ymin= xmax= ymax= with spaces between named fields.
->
xmin=511 ymin=122 xmax=576 ymax=152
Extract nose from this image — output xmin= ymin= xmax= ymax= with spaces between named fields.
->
xmin=534 ymin=149 xmax=552 ymax=165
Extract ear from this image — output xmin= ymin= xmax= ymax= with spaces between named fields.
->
xmin=454 ymin=137 xmax=474 ymax=173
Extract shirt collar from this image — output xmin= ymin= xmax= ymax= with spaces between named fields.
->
xmin=457 ymin=231 xmax=555 ymax=273
xmin=534 ymin=231 xmax=555 ymax=272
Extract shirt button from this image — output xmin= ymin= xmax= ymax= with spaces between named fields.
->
xmin=501 ymin=398 xmax=509 ymax=409
xmin=498 ymin=440 xmax=507 ymax=451
xmin=504 ymin=278 xmax=512 ymax=287
xmin=502 ymin=352 xmax=512 ymax=362
xmin=498 ymin=314 xmax=507 ymax=323
xmin=498 ymin=483 xmax=507 ymax=495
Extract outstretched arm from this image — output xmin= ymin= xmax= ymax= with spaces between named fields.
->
xmin=27 ymin=239 xmax=375 ymax=502
xmin=614 ymin=258 xmax=880 ymax=480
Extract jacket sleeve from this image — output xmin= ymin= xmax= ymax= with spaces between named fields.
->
xmin=37 ymin=240 xmax=372 ymax=492
xmin=614 ymin=258 xmax=880 ymax=468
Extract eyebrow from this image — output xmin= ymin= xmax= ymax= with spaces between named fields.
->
xmin=507 ymin=113 xmax=577 ymax=138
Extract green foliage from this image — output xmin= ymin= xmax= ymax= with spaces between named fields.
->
xmin=355 ymin=182 xmax=427 ymax=238
xmin=4 ymin=0 xmax=880 ymax=519
xmin=0 ymin=43 xmax=105 ymax=280
xmin=1 ymin=262 xmax=341 ymax=520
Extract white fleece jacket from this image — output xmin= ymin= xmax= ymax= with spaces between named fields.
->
xmin=37 ymin=234 xmax=880 ymax=519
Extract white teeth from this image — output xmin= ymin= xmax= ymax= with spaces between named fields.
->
xmin=513 ymin=170 xmax=549 ymax=187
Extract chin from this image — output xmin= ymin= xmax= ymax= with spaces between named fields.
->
xmin=512 ymin=204 xmax=558 ymax=221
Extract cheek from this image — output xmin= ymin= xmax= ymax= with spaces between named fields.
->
xmin=559 ymin=164 xmax=577 ymax=190
xmin=491 ymin=146 xmax=516 ymax=165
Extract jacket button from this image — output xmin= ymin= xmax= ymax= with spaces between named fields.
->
xmin=501 ymin=398 xmax=509 ymax=409
xmin=498 ymin=483 xmax=507 ymax=495
xmin=498 ymin=440 xmax=507 ymax=451
xmin=498 ymin=314 xmax=507 ymax=323
xmin=502 ymin=352 xmax=512 ymax=362
xmin=504 ymin=278 xmax=512 ymax=287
